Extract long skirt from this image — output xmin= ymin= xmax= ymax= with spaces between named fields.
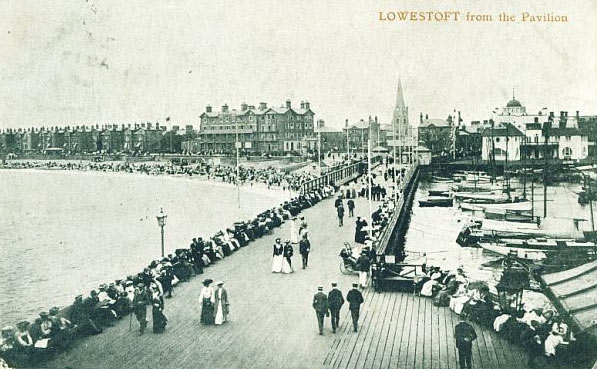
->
xmin=201 ymin=298 xmax=214 ymax=324
xmin=282 ymin=257 xmax=293 ymax=274
xmin=271 ymin=255 xmax=284 ymax=273
xmin=152 ymin=307 xmax=168 ymax=333
xmin=290 ymin=223 xmax=299 ymax=244
xmin=214 ymin=301 xmax=225 ymax=325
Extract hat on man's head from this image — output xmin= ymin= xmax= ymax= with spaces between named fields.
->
xmin=216 ymin=281 xmax=224 ymax=286
xmin=300 ymin=216 xmax=304 ymax=220
xmin=275 ymin=237 xmax=281 ymax=242
xmin=17 ymin=321 xmax=30 ymax=329
xmin=352 ymin=283 xmax=359 ymax=287
xmin=49 ymin=307 xmax=60 ymax=315
xmin=317 ymin=285 xmax=323 ymax=290
xmin=39 ymin=311 xmax=48 ymax=317
xmin=75 ymin=294 xmax=83 ymax=300
xmin=331 ymin=282 xmax=338 ymax=287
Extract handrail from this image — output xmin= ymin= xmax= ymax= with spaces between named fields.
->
xmin=300 ymin=156 xmax=382 ymax=194
xmin=376 ymin=163 xmax=418 ymax=254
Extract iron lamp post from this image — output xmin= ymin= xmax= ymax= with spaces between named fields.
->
xmin=156 ymin=208 xmax=167 ymax=258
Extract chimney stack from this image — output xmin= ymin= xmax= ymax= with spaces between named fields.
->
xmin=286 ymin=100 xmax=291 ymax=109
xmin=206 ymin=105 xmax=212 ymax=113
xmin=241 ymin=102 xmax=248 ymax=111
xmin=304 ymin=101 xmax=310 ymax=110
xmin=222 ymin=104 xmax=229 ymax=113
xmin=300 ymin=101 xmax=305 ymax=109
xmin=259 ymin=102 xmax=267 ymax=110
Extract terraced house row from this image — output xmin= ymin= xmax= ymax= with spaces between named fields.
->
xmin=0 ymin=123 xmax=198 ymax=155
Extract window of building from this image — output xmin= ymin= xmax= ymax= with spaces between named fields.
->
xmin=272 ymin=123 xmax=276 ymax=131
xmin=563 ymin=147 xmax=572 ymax=158
xmin=566 ymin=136 xmax=571 ymax=141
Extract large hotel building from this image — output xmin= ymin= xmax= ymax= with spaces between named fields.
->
xmin=199 ymin=100 xmax=315 ymax=154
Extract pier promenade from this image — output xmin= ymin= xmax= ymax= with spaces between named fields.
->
xmin=39 ymin=193 xmax=532 ymax=369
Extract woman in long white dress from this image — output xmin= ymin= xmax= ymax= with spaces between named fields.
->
xmin=272 ymin=238 xmax=284 ymax=273
xmin=290 ymin=217 xmax=299 ymax=244
xmin=213 ymin=281 xmax=229 ymax=325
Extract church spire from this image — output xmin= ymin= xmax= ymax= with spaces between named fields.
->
xmin=394 ymin=78 xmax=406 ymax=111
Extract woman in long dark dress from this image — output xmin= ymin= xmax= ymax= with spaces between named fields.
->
xmin=151 ymin=291 xmax=168 ymax=333
xmin=199 ymin=279 xmax=215 ymax=324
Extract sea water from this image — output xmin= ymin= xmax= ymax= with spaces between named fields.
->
xmin=0 ymin=169 xmax=288 ymax=326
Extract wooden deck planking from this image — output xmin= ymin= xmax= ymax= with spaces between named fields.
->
xmin=346 ymin=290 xmax=383 ymax=369
xmin=332 ymin=289 xmax=376 ymax=369
xmin=428 ymin=298 xmax=441 ymax=369
xmin=358 ymin=292 xmax=390 ymax=369
xmin=443 ymin=303 xmax=459 ymax=369
xmin=361 ymin=292 xmax=391 ymax=369
xmin=386 ymin=288 xmax=410 ymax=368
xmin=473 ymin=318 xmax=497 ymax=369
xmin=413 ymin=292 xmax=426 ymax=369
xmin=480 ymin=321 xmax=507 ymax=369
xmin=375 ymin=292 xmax=402 ymax=369
xmin=397 ymin=293 xmax=416 ymax=368
xmin=406 ymin=294 xmax=421 ymax=369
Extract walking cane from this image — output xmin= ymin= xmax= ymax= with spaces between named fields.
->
xmin=129 ymin=310 xmax=133 ymax=332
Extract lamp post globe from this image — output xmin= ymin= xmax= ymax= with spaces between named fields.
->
xmin=156 ymin=208 xmax=167 ymax=257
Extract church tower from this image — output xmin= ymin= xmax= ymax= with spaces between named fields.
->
xmin=390 ymin=78 xmax=411 ymax=161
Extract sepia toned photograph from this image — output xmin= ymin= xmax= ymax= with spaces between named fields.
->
xmin=1 ymin=0 xmax=596 ymax=368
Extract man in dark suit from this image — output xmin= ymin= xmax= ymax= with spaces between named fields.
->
xmin=299 ymin=233 xmax=311 ymax=269
xmin=454 ymin=314 xmax=477 ymax=369
xmin=328 ymin=282 xmax=344 ymax=333
xmin=312 ymin=285 xmax=329 ymax=335
xmin=346 ymin=283 xmax=364 ymax=332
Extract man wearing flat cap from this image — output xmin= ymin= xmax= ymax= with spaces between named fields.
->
xmin=312 ymin=285 xmax=330 ymax=335
xmin=328 ymin=282 xmax=344 ymax=333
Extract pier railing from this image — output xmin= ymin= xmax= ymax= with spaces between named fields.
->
xmin=300 ymin=156 xmax=381 ymax=194
xmin=376 ymin=163 xmax=418 ymax=255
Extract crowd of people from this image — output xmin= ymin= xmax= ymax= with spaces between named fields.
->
xmin=412 ymin=264 xmax=576 ymax=365
xmin=0 ymin=160 xmax=320 ymax=192
xmin=0 ymin=182 xmax=336 ymax=368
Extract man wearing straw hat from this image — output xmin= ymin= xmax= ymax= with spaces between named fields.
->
xmin=312 ymin=285 xmax=330 ymax=335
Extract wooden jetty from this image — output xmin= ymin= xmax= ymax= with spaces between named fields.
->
xmin=38 ymin=179 xmax=533 ymax=369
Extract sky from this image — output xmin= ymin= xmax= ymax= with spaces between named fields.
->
xmin=0 ymin=0 xmax=596 ymax=131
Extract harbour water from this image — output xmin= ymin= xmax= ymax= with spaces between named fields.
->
xmin=0 ymin=169 xmax=288 ymax=327
xmin=402 ymin=178 xmax=591 ymax=305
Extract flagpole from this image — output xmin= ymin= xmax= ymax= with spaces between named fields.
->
xmin=367 ymin=118 xmax=373 ymax=239
xmin=392 ymin=112 xmax=397 ymax=203
xmin=318 ymin=129 xmax=322 ymax=176
xmin=236 ymin=116 xmax=240 ymax=209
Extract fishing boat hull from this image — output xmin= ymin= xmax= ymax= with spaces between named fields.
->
xmin=479 ymin=242 xmax=548 ymax=261
xmin=419 ymin=197 xmax=453 ymax=207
